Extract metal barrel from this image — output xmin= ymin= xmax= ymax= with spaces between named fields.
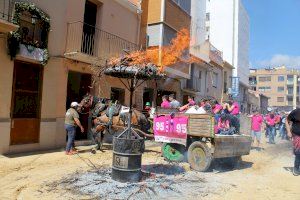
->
xmin=112 ymin=136 xmax=144 ymax=182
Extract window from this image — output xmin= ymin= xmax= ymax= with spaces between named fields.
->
xmin=19 ymin=11 xmax=46 ymax=47
xmin=277 ymin=97 xmax=284 ymax=102
xmin=258 ymin=86 xmax=271 ymax=92
xmin=277 ymin=87 xmax=284 ymax=92
xmin=206 ymin=13 xmax=210 ymax=21
xmin=278 ymin=76 xmax=284 ymax=82
xmin=287 ymin=75 xmax=294 ymax=83
xmin=223 ymin=71 xmax=228 ymax=93
xmin=287 ymin=86 xmax=293 ymax=95
xmin=258 ymin=76 xmax=271 ymax=82
xmin=213 ymin=72 xmax=218 ymax=88
xmin=111 ymin=87 xmax=125 ymax=105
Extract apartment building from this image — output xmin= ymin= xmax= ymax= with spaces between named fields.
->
xmin=0 ymin=0 xmax=141 ymax=154
xmin=206 ymin=0 xmax=250 ymax=110
xmin=249 ymin=66 xmax=300 ymax=111
xmin=136 ymin=0 xmax=192 ymax=107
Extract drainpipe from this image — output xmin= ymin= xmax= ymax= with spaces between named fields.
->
xmin=293 ymin=74 xmax=297 ymax=109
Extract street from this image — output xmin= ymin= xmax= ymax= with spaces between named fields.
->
xmin=0 ymin=136 xmax=299 ymax=200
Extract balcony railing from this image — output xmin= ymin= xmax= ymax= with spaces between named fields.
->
xmin=65 ymin=21 xmax=138 ymax=63
xmin=0 ymin=0 xmax=15 ymax=22
xmin=190 ymin=40 xmax=223 ymax=66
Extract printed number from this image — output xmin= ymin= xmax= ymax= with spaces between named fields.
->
xmin=176 ymin=124 xmax=187 ymax=134
xmin=155 ymin=122 xmax=165 ymax=131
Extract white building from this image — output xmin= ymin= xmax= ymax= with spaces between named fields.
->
xmin=206 ymin=0 xmax=250 ymax=86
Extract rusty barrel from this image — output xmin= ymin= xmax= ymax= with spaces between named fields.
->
xmin=112 ymin=135 xmax=144 ymax=182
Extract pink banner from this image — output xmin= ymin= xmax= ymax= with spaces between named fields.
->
xmin=153 ymin=115 xmax=188 ymax=146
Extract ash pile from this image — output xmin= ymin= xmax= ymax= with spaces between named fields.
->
xmin=56 ymin=164 xmax=224 ymax=200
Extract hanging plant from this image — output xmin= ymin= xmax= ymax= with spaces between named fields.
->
xmin=7 ymin=2 xmax=50 ymax=65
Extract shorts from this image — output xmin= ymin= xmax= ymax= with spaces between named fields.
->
xmin=251 ymin=131 xmax=261 ymax=142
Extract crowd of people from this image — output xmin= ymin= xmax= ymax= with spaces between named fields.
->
xmin=157 ymin=94 xmax=241 ymax=135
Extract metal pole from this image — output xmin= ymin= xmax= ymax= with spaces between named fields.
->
xmin=128 ymin=78 xmax=134 ymax=133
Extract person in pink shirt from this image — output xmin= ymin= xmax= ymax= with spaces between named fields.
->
xmin=227 ymin=101 xmax=240 ymax=116
xmin=160 ymin=95 xmax=170 ymax=108
xmin=265 ymin=112 xmax=276 ymax=144
xmin=216 ymin=115 xmax=234 ymax=135
xmin=249 ymin=110 xmax=263 ymax=148
xmin=187 ymin=96 xmax=196 ymax=106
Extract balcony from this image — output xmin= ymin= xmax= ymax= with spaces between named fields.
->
xmin=190 ymin=40 xmax=223 ymax=67
xmin=65 ymin=21 xmax=138 ymax=64
xmin=0 ymin=0 xmax=19 ymax=33
xmin=249 ymin=80 xmax=257 ymax=86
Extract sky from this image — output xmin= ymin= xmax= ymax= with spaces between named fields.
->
xmin=243 ymin=0 xmax=300 ymax=69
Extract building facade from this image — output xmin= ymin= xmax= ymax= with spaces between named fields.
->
xmin=249 ymin=66 xmax=300 ymax=111
xmin=0 ymin=0 xmax=141 ymax=154
xmin=206 ymin=0 xmax=250 ymax=108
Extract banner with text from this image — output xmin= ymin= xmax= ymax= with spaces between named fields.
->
xmin=153 ymin=115 xmax=188 ymax=146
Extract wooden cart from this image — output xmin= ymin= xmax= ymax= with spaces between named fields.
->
xmin=158 ymin=112 xmax=252 ymax=172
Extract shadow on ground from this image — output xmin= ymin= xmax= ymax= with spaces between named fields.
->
xmin=142 ymin=164 xmax=185 ymax=175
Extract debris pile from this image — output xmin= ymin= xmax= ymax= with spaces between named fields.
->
xmin=52 ymin=164 xmax=225 ymax=200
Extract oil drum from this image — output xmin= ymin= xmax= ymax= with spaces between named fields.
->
xmin=111 ymin=134 xmax=144 ymax=182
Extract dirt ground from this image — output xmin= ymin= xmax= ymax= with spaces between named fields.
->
xmin=0 ymin=136 xmax=299 ymax=200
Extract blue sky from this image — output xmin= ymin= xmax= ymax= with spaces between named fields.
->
xmin=243 ymin=0 xmax=300 ymax=68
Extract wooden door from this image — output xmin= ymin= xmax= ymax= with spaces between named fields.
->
xmin=10 ymin=61 xmax=43 ymax=145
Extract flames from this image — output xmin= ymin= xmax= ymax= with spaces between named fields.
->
xmin=109 ymin=28 xmax=193 ymax=72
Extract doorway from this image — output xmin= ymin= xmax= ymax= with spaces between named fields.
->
xmin=10 ymin=61 xmax=43 ymax=145
xmin=66 ymin=71 xmax=91 ymax=140
xmin=143 ymin=88 xmax=154 ymax=107
xmin=110 ymin=87 xmax=125 ymax=105
xmin=82 ymin=0 xmax=98 ymax=55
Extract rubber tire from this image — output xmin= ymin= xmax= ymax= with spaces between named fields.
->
xmin=188 ymin=141 xmax=212 ymax=172
xmin=161 ymin=143 xmax=185 ymax=162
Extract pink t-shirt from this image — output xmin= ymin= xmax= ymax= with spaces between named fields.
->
xmin=251 ymin=115 xmax=263 ymax=131
xmin=188 ymin=99 xmax=196 ymax=106
xmin=217 ymin=119 xmax=230 ymax=130
xmin=161 ymin=100 xmax=171 ymax=108
xmin=266 ymin=116 xmax=276 ymax=126
xmin=213 ymin=104 xmax=223 ymax=114
xmin=230 ymin=102 xmax=240 ymax=115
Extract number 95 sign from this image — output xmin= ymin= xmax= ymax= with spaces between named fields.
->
xmin=153 ymin=115 xmax=188 ymax=146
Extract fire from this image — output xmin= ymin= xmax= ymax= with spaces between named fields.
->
xmin=109 ymin=28 xmax=193 ymax=72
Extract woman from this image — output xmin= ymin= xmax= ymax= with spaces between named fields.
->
xmin=286 ymin=108 xmax=300 ymax=176
xmin=160 ymin=95 xmax=170 ymax=108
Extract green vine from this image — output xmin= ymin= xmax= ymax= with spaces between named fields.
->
xmin=7 ymin=2 xmax=50 ymax=65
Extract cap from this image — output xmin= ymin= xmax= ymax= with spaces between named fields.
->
xmin=145 ymin=102 xmax=151 ymax=106
xmin=71 ymin=102 xmax=79 ymax=108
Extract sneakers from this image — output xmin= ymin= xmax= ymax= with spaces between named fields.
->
xmin=293 ymin=167 xmax=300 ymax=176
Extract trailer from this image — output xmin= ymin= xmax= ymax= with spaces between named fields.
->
xmin=154 ymin=110 xmax=252 ymax=172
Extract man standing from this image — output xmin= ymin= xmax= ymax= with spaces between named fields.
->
xmin=169 ymin=94 xmax=181 ymax=109
xmin=65 ymin=102 xmax=84 ymax=155
xmin=249 ymin=110 xmax=263 ymax=149
xmin=265 ymin=112 xmax=276 ymax=144
xmin=286 ymin=108 xmax=300 ymax=176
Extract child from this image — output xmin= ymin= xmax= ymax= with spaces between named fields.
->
xmin=216 ymin=115 xmax=230 ymax=135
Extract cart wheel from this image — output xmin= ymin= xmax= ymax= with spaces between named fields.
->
xmin=188 ymin=141 xmax=212 ymax=172
xmin=161 ymin=143 xmax=185 ymax=162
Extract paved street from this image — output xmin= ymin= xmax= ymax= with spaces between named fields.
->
xmin=0 ymin=137 xmax=299 ymax=200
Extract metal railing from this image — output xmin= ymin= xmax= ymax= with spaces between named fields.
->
xmin=65 ymin=21 xmax=138 ymax=60
xmin=0 ymin=0 xmax=15 ymax=22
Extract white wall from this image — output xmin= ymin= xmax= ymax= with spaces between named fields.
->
xmin=206 ymin=0 xmax=249 ymax=85
xmin=190 ymin=0 xmax=206 ymax=46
